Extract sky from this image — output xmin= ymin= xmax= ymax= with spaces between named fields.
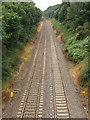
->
xmin=33 ymin=0 xmax=62 ymax=11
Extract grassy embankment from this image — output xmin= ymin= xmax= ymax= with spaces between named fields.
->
xmin=50 ymin=18 xmax=89 ymax=87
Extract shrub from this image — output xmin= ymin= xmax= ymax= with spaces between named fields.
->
xmin=80 ymin=63 xmax=90 ymax=86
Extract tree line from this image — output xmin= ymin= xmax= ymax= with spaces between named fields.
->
xmin=2 ymin=2 xmax=42 ymax=82
xmin=44 ymin=2 xmax=89 ymax=30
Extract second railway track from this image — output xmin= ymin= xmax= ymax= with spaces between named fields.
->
xmin=17 ymin=20 xmax=72 ymax=119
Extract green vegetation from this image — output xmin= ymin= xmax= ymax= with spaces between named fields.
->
xmin=44 ymin=2 xmax=90 ymax=86
xmin=2 ymin=2 xmax=42 ymax=84
xmin=80 ymin=59 xmax=89 ymax=86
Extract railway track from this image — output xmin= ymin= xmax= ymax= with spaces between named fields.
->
xmin=16 ymin=20 xmax=85 ymax=119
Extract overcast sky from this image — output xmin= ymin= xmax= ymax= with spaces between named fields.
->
xmin=33 ymin=0 xmax=62 ymax=11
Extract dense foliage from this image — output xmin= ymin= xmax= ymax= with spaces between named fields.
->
xmin=44 ymin=2 xmax=90 ymax=29
xmin=2 ymin=2 xmax=42 ymax=82
xmin=44 ymin=2 xmax=90 ymax=86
